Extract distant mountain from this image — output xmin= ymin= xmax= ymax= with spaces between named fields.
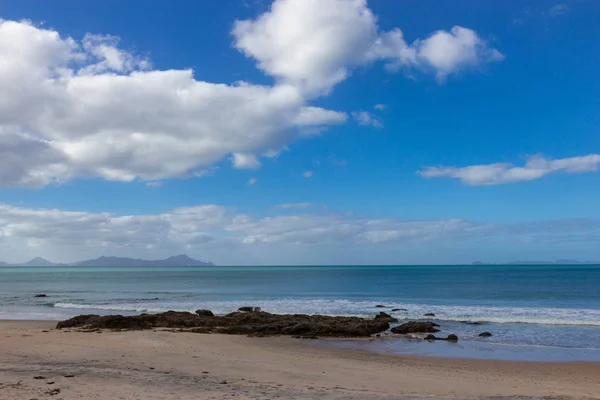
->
xmin=74 ymin=254 xmax=214 ymax=267
xmin=0 ymin=254 xmax=214 ymax=267
xmin=9 ymin=257 xmax=64 ymax=267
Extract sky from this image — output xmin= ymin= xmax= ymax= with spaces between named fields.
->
xmin=0 ymin=0 xmax=599 ymax=265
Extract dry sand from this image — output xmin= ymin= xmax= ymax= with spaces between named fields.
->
xmin=1 ymin=320 xmax=598 ymax=400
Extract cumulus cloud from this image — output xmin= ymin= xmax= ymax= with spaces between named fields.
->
xmin=0 ymin=2 xmax=502 ymax=187
xmin=0 ymin=19 xmax=344 ymax=187
xmin=374 ymin=104 xmax=386 ymax=110
xmin=247 ymin=177 xmax=258 ymax=185
xmin=549 ymin=4 xmax=570 ymax=16
xmin=418 ymin=154 xmax=600 ymax=186
xmin=234 ymin=0 xmax=503 ymax=93
xmin=302 ymin=171 xmax=314 ymax=178
xmin=352 ymin=111 xmax=383 ymax=128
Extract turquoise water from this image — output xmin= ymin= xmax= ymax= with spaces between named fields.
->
xmin=1 ymin=265 xmax=599 ymax=356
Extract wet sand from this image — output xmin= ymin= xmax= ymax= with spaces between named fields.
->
xmin=1 ymin=320 xmax=599 ymax=400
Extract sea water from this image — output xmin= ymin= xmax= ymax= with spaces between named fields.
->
xmin=1 ymin=265 xmax=599 ymax=360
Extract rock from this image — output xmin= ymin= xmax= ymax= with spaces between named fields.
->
xmin=46 ymin=388 xmax=60 ymax=396
xmin=374 ymin=312 xmax=398 ymax=323
xmin=302 ymin=336 xmax=318 ymax=340
xmin=461 ymin=321 xmax=484 ymax=325
xmin=391 ymin=321 xmax=440 ymax=334
xmin=238 ymin=306 xmax=261 ymax=312
xmin=424 ymin=334 xmax=458 ymax=342
xmin=423 ymin=313 xmax=435 ymax=317
xmin=391 ymin=308 xmax=407 ymax=312
xmin=64 ymin=375 xmax=75 ymax=378
xmin=478 ymin=332 xmax=493 ymax=337
xmin=34 ymin=294 xmax=47 ymax=298
xmin=195 ymin=309 xmax=214 ymax=317
xmin=446 ymin=334 xmax=459 ymax=342
xmin=375 ymin=305 xmax=386 ymax=308
xmin=33 ymin=376 xmax=46 ymax=380
xmin=56 ymin=310 xmax=390 ymax=337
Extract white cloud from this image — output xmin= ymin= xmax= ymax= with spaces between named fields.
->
xmin=549 ymin=4 xmax=570 ymax=16
xmin=352 ymin=110 xmax=383 ymax=128
xmin=0 ymin=19 xmax=345 ymax=187
xmin=0 ymin=3 xmax=502 ymax=187
xmin=418 ymin=154 xmax=600 ymax=186
xmin=374 ymin=104 xmax=386 ymax=110
xmin=247 ymin=177 xmax=258 ymax=185
xmin=302 ymin=170 xmax=314 ymax=178
xmin=234 ymin=0 xmax=503 ymax=94
xmin=276 ymin=202 xmax=312 ymax=209
xmin=146 ymin=181 xmax=163 ymax=187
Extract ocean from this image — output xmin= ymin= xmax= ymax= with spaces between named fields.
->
xmin=1 ymin=265 xmax=599 ymax=360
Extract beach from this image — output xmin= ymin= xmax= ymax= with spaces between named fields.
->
xmin=1 ymin=320 xmax=599 ymax=400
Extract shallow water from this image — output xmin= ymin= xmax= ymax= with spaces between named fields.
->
xmin=1 ymin=265 xmax=599 ymax=354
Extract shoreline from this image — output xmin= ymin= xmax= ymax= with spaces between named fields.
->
xmin=1 ymin=320 xmax=599 ymax=399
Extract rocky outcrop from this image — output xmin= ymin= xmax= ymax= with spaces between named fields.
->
xmin=390 ymin=321 xmax=440 ymax=334
xmin=195 ymin=309 xmax=214 ymax=317
xmin=34 ymin=294 xmax=47 ymax=298
xmin=478 ymin=332 xmax=493 ymax=337
xmin=374 ymin=312 xmax=398 ymax=323
xmin=375 ymin=305 xmax=386 ymax=308
xmin=56 ymin=310 xmax=390 ymax=337
xmin=391 ymin=308 xmax=407 ymax=312
xmin=423 ymin=313 xmax=435 ymax=317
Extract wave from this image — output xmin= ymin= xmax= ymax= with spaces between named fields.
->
xmin=53 ymin=299 xmax=600 ymax=327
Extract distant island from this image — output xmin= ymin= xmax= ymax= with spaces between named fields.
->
xmin=0 ymin=254 xmax=214 ymax=267
xmin=472 ymin=260 xmax=599 ymax=265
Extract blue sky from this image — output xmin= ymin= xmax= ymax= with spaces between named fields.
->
xmin=0 ymin=0 xmax=598 ymax=264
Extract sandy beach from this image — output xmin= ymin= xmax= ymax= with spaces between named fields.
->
xmin=1 ymin=320 xmax=599 ymax=400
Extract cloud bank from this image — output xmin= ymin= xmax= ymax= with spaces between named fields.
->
xmin=1 ymin=203 xmax=598 ymax=264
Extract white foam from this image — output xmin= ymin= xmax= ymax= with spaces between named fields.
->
xmin=52 ymin=299 xmax=600 ymax=326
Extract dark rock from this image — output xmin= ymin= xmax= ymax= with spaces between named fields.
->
xmin=375 ymin=305 xmax=386 ymax=308
xmin=238 ymin=306 xmax=261 ymax=312
xmin=391 ymin=321 xmax=440 ymax=334
xmin=446 ymin=334 xmax=459 ymax=342
xmin=461 ymin=321 xmax=485 ymax=325
xmin=46 ymin=388 xmax=60 ymax=396
xmin=375 ymin=334 xmax=381 ymax=337
xmin=56 ymin=310 xmax=390 ymax=337
xmin=64 ymin=375 xmax=75 ymax=378
xmin=33 ymin=376 xmax=46 ymax=380
xmin=302 ymin=336 xmax=318 ymax=339
xmin=34 ymin=294 xmax=47 ymax=298
xmin=424 ymin=334 xmax=458 ymax=342
xmin=478 ymin=332 xmax=493 ymax=337
xmin=391 ymin=308 xmax=407 ymax=312
xmin=374 ymin=312 xmax=398 ymax=323
xmin=195 ymin=309 xmax=214 ymax=317
xmin=423 ymin=313 xmax=436 ymax=317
